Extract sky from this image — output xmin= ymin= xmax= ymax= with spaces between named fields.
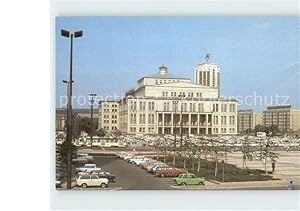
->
xmin=56 ymin=17 xmax=299 ymax=111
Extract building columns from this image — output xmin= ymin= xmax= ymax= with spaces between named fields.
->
xmin=171 ymin=113 xmax=174 ymax=134
xmin=162 ymin=113 xmax=165 ymax=134
xmin=188 ymin=113 xmax=191 ymax=134
xmin=205 ymin=113 xmax=208 ymax=134
xmin=197 ymin=113 xmax=200 ymax=134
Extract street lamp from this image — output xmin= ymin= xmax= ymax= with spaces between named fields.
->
xmin=178 ymin=94 xmax=185 ymax=149
xmin=61 ymin=29 xmax=83 ymax=189
xmin=172 ymin=100 xmax=178 ymax=165
xmin=89 ymin=93 xmax=97 ymax=147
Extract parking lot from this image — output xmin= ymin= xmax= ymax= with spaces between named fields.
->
xmin=92 ymin=155 xmax=175 ymax=190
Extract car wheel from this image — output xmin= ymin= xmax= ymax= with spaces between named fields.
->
xmin=81 ymin=183 xmax=87 ymax=188
xmin=161 ymin=173 xmax=165 ymax=177
xmin=181 ymin=182 xmax=186 ymax=186
xmin=100 ymin=183 xmax=106 ymax=188
xmin=199 ymin=182 xmax=204 ymax=185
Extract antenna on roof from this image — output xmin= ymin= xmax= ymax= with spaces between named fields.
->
xmin=205 ymin=53 xmax=210 ymax=64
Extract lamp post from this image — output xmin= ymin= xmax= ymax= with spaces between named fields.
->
xmin=89 ymin=93 xmax=97 ymax=147
xmin=179 ymin=94 xmax=185 ymax=149
xmin=172 ymin=100 xmax=178 ymax=165
xmin=61 ymin=29 xmax=83 ymax=189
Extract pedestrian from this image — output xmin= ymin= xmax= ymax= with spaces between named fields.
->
xmin=272 ymin=160 xmax=276 ymax=173
xmin=288 ymin=181 xmax=294 ymax=190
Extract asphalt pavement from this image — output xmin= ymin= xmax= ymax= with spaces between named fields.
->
xmin=93 ymin=155 xmax=175 ymax=190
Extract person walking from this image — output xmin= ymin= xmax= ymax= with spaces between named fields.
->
xmin=288 ymin=181 xmax=294 ymax=190
xmin=272 ymin=160 xmax=276 ymax=173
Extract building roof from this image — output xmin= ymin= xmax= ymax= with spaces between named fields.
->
xmin=266 ymin=105 xmax=291 ymax=110
xmin=137 ymin=73 xmax=190 ymax=82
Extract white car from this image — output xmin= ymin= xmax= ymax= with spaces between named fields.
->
xmin=129 ymin=156 xmax=144 ymax=164
xmin=123 ymin=154 xmax=134 ymax=161
xmin=76 ymin=164 xmax=101 ymax=173
xmin=135 ymin=158 xmax=152 ymax=166
xmin=76 ymin=175 xmax=108 ymax=188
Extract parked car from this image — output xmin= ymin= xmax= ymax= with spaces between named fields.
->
xmin=135 ymin=158 xmax=152 ymax=166
xmin=141 ymin=160 xmax=157 ymax=169
xmin=129 ymin=156 xmax=144 ymax=164
xmin=124 ymin=154 xmax=135 ymax=161
xmin=145 ymin=162 xmax=164 ymax=172
xmin=139 ymin=159 xmax=155 ymax=168
xmin=154 ymin=167 xmax=187 ymax=177
xmin=76 ymin=175 xmax=108 ymax=188
xmin=77 ymin=167 xmax=102 ymax=176
xmin=73 ymin=153 xmax=94 ymax=164
xmin=174 ymin=173 xmax=205 ymax=185
xmin=150 ymin=163 xmax=168 ymax=173
xmin=76 ymin=164 xmax=101 ymax=173
xmin=90 ymin=169 xmax=116 ymax=182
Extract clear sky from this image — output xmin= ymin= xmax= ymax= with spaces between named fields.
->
xmin=56 ymin=17 xmax=299 ymax=111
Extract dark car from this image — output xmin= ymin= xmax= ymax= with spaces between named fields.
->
xmin=90 ymin=170 xmax=116 ymax=182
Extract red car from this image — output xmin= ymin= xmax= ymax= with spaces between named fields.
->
xmin=154 ymin=167 xmax=187 ymax=177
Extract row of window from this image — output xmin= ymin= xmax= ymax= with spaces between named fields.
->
xmin=212 ymin=115 xmax=235 ymax=125
xmin=164 ymin=102 xmax=204 ymax=112
xmin=155 ymin=79 xmax=180 ymax=84
xmin=103 ymin=104 xmax=118 ymax=108
xmin=103 ymin=115 xmax=117 ymax=119
xmin=103 ymin=120 xmax=117 ymax=124
xmin=212 ymin=103 xmax=235 ymax=112
xmin=130 ymin=127 xmax=155 ymax=133
xmin=129 ymin=101 xmax=155 ymax=111
xmin=103 ymin=108 xmax=118 ymax=113
xmin=129 ymin=101 xmax=236 ymax=113
xmin=162 ymin=91 xmax=203 ymax=98
xmin=130 ymin=114 xmax=155 ymax=124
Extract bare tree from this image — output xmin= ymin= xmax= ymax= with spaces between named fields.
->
xmin=241 ymin=139 xmax=253 ymax=169
xmin=258 ymin=139 xmax=279 ymax=175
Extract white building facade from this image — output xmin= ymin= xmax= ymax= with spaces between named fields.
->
xmin=119 ymin=63 xmax=238 ymax=135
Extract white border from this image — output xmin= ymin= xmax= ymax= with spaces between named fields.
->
xmin=50 ymin=0 xmax=300 ymax=210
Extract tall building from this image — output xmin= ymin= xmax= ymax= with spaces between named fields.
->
xmin=98 ymin=101 xmax=119 ymax=132
xmin=237 ymin=109 xmax=262 ymax=133
xmin=263 ymin=105 xmax=300 ymax=132
xmin=195 ymin=55 xmax=221 ymax=97
xmin=118 ymin=61 xmax=237 ymax=135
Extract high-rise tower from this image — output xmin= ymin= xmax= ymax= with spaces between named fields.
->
xmin=195 ymin=54 xmax=221 ymax=97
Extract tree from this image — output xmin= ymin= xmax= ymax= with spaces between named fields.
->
xmin=221 ymin=140 xmax=234 ymax=163
xmin=179 ymin=140 xmax=189 ymax=169
xmin=78 ymin=117 xmax=98 ymax=135
xmin=194 ymin=139 xmax=209 ymax=172
xmin=56 ymin=139 xmax=78 ymax=177
xmin=156 ymin=138 xmax=171 ymax=163
xmin=209 ymin=140 xmax=223 ymax=177
xmin=258 ymin=139 xmax=279 ymax=175
xmin=96 ymin=128 xmax=106 ymax=137
xmin=241 ymin=139 xmax=253 ymax=169
xmin=268 ymin=125 xmax=279 ymax=134
xmin=254 ymin=124 xmax=265 ymax=132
